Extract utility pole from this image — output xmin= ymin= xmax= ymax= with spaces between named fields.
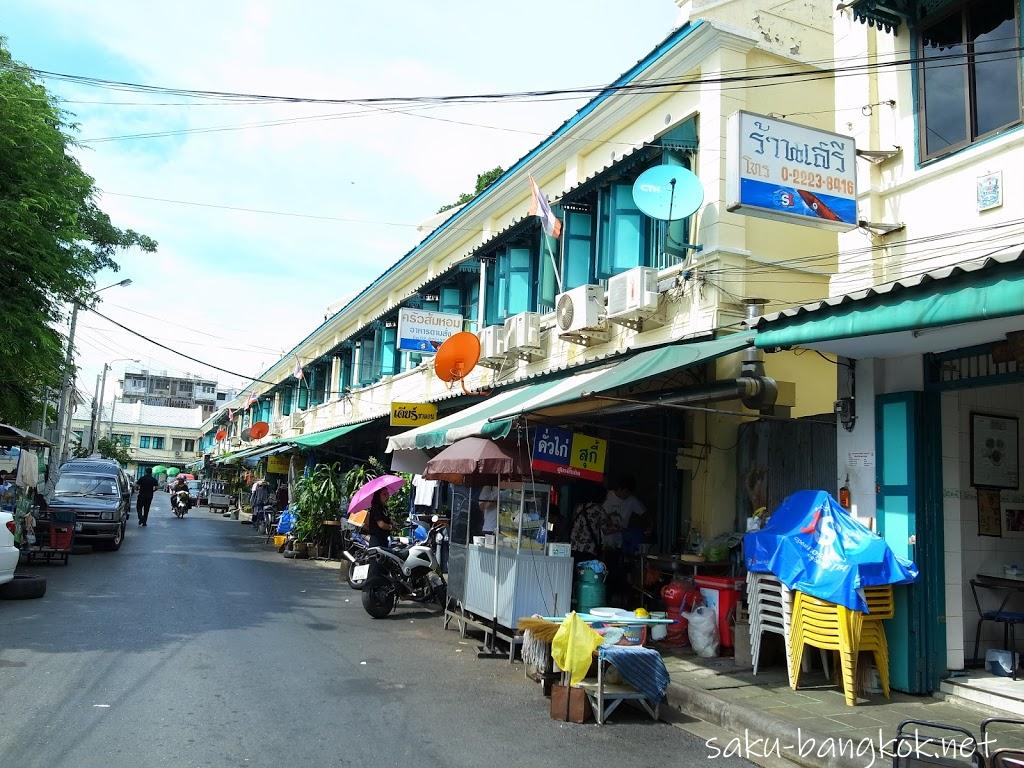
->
xmin=89 ymin=372 xmax=101 ymax=453
xmin=96 ymin=363 xmax=110 ymax=446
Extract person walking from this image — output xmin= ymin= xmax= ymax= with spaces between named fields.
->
xmin=136 ymin=467 xmax=158 ymax=526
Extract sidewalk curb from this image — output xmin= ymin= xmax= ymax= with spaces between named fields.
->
xmin=667 ymin=680 xmax=877 ymax=768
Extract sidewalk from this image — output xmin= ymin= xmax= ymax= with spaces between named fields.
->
xmin=662 ymin=651 xmax=1024 ymax=768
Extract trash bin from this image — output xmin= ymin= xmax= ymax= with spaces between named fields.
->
xmin=693 ymin=576 xmax=744 ymax=649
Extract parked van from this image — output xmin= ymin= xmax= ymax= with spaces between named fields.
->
xmin=49 ymin=459 xmax=131 ymax=551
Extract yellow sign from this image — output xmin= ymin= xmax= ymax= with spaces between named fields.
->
xmin=267 ymin=454 xmax=290 ymax=474
xmin=390 ymin=402 xmax=438 ymax=427
xmin=569 ymin=432 xmax=607 ymax=480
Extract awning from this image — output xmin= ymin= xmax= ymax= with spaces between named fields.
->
xmin=0 ymin=423 xmax=52 ymax=448
xmin=387 ymin=332 xmax=754 ymax=452
xmin=754 ymin=249 xmax=1024 ymax=350
xmin=285 ymin=421 xmax=371 ymax=448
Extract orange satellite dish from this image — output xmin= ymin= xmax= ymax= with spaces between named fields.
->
xmin=434 ymin=332 xmax=481 ymax=393
xmin=250 ymin=421 xmax=269 ymax=440
xmin=215 ymin=428 xmax=227 ymax=441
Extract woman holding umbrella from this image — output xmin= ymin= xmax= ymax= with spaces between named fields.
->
xmin=348 ymin=474 xmax=406 ymax=548
xmin=366 ymin=489 xmax=393 ymax=549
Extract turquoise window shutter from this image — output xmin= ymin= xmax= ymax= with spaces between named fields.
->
xmin=381 ymin=327 xmax=398 ymax=376
xmin=564 ymin=211 xmax=594 ymax=289
xmin=340 ymin=350 xmax=352 ymax=392
xmin=440 ymin=286 xmax=462 ymax=317
xmin=538 ymin=231 xmax=558 ymax=312
xmin=467 ymin=281 xmax=480 ymax=330
xmin=281 ymin=387 xmax=292 ymax=416
xmin=297 ymin=381 xmax=309 ymax=410
xmin=485 ymin=257 xmax=500 ymax=326
xmin=507 ymin=246 xmax=532 ymax=316
xmin=139 ymin=436 xmax=150 ymax=449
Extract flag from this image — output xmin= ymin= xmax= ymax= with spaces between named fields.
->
xmin=293 ymin=356 xmax=304 ymax=381
xmin=227 ymin=408 xmax=235 ymax=422
xmin=245 ymin=391 xmax=258 ymax=409
xmin=528 ymin=175 xmax=562 ymax=239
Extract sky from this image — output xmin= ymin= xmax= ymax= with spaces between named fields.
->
xmin=4 ymin=1 xmax=682 ymax=406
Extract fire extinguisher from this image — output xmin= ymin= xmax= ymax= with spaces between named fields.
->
xmin=838 ymin=475 xmax=852 ymax=510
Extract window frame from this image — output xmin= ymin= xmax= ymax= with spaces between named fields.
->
xmin=916 ymin=0 xmax=1023 ymax=163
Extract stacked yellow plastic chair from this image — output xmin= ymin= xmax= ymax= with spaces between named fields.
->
xmin=788 ymin=585 xmax=893 ymax=707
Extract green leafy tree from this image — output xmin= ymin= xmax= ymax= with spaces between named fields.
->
xmin=437 ymin=166 xmax=505 ymax=213
xmin=0 ymin=39 xmax=157 ymax=427
xmin=95 ymin=436 xmax=132 ymax=466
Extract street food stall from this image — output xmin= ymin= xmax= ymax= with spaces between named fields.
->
xmin=426 ymin=437 xmax=573 ymax=659
xmin=0 ymin=423 xmax=64 ymax=562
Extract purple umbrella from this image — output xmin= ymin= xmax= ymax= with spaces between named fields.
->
xmin=347 ymin=474 xmax=405 ymax=516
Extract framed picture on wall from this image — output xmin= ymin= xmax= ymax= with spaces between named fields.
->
xmin=978 ymin=487 xmax=1003 ymax=537
xmin=971 ymin=412 xmax=1020 ymax=490
xmin=1003 ymin=502 xmax=1024 ymax=539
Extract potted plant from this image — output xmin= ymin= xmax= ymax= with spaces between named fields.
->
xmin=293 ymin=462 xmax=345 ymax=556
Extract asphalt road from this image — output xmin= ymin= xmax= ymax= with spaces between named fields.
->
xmin=0 ymin=492 xmax=753 ymax=768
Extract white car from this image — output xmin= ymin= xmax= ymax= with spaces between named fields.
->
xmin=0 ymin=510 xmax=18 ymax=586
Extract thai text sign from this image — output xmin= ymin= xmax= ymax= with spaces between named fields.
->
xmin=726 ymin=110 xmax=857 ymax=231
xmin=397 ymin=308 xmax=463 ymax=353
xmin=390 ymin=401 xmax=438 ymax=427
xmin=532 ymin=426 xmax=607 ymax=483
xmin=267 ymin=454 xmax=290 ymax=474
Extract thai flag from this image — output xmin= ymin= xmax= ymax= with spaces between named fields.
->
xmin=245 ymin=391 xmax=258 ymax=409
xmin=227 ymin=408 xmax=235 ymax=422
xmin=529 ymin=175 xmax=562 ymax=239
xmin=292 ymin=356 xmax=304 ymax=381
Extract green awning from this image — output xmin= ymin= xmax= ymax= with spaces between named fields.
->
xmin=387 ymin=332 xmax=754 ymax=452
xmin=285 ymin=421 xmax=370 ymax=448
xmin=755 ymin=257 xmax=1024 ymax=349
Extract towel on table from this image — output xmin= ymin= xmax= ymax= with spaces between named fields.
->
xmin=598 ymin=645 xmax=670 ymax=704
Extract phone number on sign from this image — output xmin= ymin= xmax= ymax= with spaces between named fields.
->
xmin=780 ymin=167 xmax=854 ymax=195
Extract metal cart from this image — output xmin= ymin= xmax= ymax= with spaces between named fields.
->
xmin=25 ymin=508 xmax=75 ymax=565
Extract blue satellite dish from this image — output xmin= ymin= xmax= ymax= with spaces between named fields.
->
xmin=632 ymin=165 xmax=703 ymax=221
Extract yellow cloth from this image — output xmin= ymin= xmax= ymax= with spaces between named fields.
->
xmin=551 ymin=611 xmax=603 ymax=686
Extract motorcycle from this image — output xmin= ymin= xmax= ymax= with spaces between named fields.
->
xmin=342 ymin=519 xmax=433 ymax=591
xmin=172 ymin=489 xmax=190 ymax=518
xmin=359 ymin=516 xmax=448 ymax=619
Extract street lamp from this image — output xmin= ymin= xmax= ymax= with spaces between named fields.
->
xmin=89 ymin=357 xmax=139 ymax=452
xmin=55 ymin=278 xmax=133 ymax=468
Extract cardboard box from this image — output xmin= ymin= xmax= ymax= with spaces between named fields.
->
xmin=550 ymin=684 xmax=592 ymax=723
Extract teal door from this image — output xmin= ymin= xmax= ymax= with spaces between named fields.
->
xmin=876 ymin=391 xmax=946 ymax=693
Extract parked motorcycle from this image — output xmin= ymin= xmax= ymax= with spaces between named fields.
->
xmin=172 ymin=490 xmax=190 ymax=519
xmin=343 ymin=518 xmax=437 ymax=591
xmin=359 ymin=516 xmax=448 ymax=619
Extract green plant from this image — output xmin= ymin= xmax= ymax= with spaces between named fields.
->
xmin=96 ymin=436 xmax=132 ymax=466
xmin=294 ymin=462 xmax=345 ymax=544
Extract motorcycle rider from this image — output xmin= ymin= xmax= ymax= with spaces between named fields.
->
xmin=171 ymin=475 xmax=190 ymax=515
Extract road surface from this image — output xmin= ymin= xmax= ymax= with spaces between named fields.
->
xmin=0 ymin=492 xmax=752 ymax=767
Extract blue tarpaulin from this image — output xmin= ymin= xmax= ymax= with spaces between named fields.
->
xmin=744 ymin=490 xmax=918 ymax=612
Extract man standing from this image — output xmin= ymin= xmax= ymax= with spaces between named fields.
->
xmin=136 ymin=467 xmax=158 ymax=526
xmin=601 ymin=475 xmax=647 ymax=604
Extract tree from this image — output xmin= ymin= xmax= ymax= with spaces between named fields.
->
xmin=0 ymin=39 xmax=157 ymax=427
xmin=437 ymin=166 xmax=505 ymax=213
xmin=95 ymin=436 xmax=132 ymax=466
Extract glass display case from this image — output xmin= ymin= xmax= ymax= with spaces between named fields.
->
xmin=496 ymin=482 xmax=549 ymax=552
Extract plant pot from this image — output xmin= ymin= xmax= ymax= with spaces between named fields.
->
xmin=307 ymin=543 xmax=321 ymax=559
xmin=294 ymin=541 xmax=308 ymax=555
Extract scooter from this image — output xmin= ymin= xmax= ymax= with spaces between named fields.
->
xmin=342 ymin=519 xmax=433 ymax=591
xmin=172 ymin=490 xmax=190 ymax=518
xmin=359 ymin=516 xmax=448 ymax=619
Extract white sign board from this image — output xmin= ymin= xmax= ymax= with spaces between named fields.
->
xmin=397 ymin=307 xmax=463 ymax=353
xmin=726 ymin=111 xmax=858 ymax=231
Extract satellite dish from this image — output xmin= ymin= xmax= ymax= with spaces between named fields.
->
xmin=215 ymin=428 xmax=227 ymax=441
xmin=241 ymin=427 xmax=252 ymax=442
xmin=434 ymin=332 xmax=481 ymax=393
xmin=632 ymin=165 xmax=703 ymax=221
xmin=250 ymin=421 xmax=269 ymax=440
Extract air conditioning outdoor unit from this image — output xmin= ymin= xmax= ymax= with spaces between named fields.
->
xmin=555 ymin=285 xmax=607 ymax=343
xmin=229 ymin=437 xmax=241 ymax=447
xmin=478 ymin=325 xmax=507 ymax=368
xmin=504 ymin=312 xmax=541 ymax=354
xmin=174 ymin=451 xmax=182 ymax=458
xmin=606 ymin=267 xmax=660 ymax=327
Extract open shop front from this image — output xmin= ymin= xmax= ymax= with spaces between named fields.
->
xmin=387 ymin=332 xmax=765 ymax=657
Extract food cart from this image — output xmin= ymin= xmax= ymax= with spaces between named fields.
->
xmin=429 ymin=438 xmax=573 ymax=660
xmin=24 ymin=507 xmax=75 ymax=565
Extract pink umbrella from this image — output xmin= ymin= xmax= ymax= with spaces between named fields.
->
xmin=347 ymin=474 xmax=405 ymax=516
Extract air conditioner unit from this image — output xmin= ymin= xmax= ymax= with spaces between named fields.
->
xmin=478 ymin=325 xmax=507 ymax=367
xmin=555 ymin=285 xmax=607 ymax=341
xmin=174 ymin=451 xmax=182 ymax=458
xmin=229 ymin=437 xmax=241 ymax=447
xmin=288 ymin=412 xmax=305 ymax=429
xmin=606 ymin=267 xmax=660 ymax=326
xmin=504 ymin=312 xmax=541 ymax=353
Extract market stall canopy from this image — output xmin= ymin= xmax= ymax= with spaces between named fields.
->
xmin=216 ymin=442 xmax=291 ymax=466
xmin=387 ymin=333 xmax=754 ymax=453
xmin=744 ymin=490 xmax=918 ymax=612
xmin=285 ymin=421 xmax=371 ymax=449
xmin=0 ymin=423 xmax=52 ymax=448
xmin=753 ymin=247 xmax=1024 ymax=357
xmin=422 ymin=437 xmax=530 ymax=484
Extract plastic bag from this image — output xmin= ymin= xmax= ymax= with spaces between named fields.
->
xmin=682 ymin=605 xmax=719 ymax=658
xmin=551 ymin=611 xmax=604 ymax=686
xmin=276 ymin=509 xmax=296 ymax=534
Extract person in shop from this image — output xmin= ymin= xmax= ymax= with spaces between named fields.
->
xmin=478 ymin=486 xmax=498 ymax=537
xmin=275 ymin=480 xmax=288 ymax=512
xmin=601 ymin=474 xmax=647 ymax=605
xmin=135 ymin=467 xmax=158 ymax=526
xmin=569 ymin=482 xmax=605 ymax=562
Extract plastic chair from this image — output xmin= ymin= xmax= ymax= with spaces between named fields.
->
xmin=789 ymin=591 xmax=890 ymax=706
xmin=747 ymin=573 xmax=829 ymax=684
xmin=970 ymin=579 xmax=1024 ymax=674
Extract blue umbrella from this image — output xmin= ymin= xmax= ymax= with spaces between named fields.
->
xmin=744 ymin=490 xmax=918 ymax=612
